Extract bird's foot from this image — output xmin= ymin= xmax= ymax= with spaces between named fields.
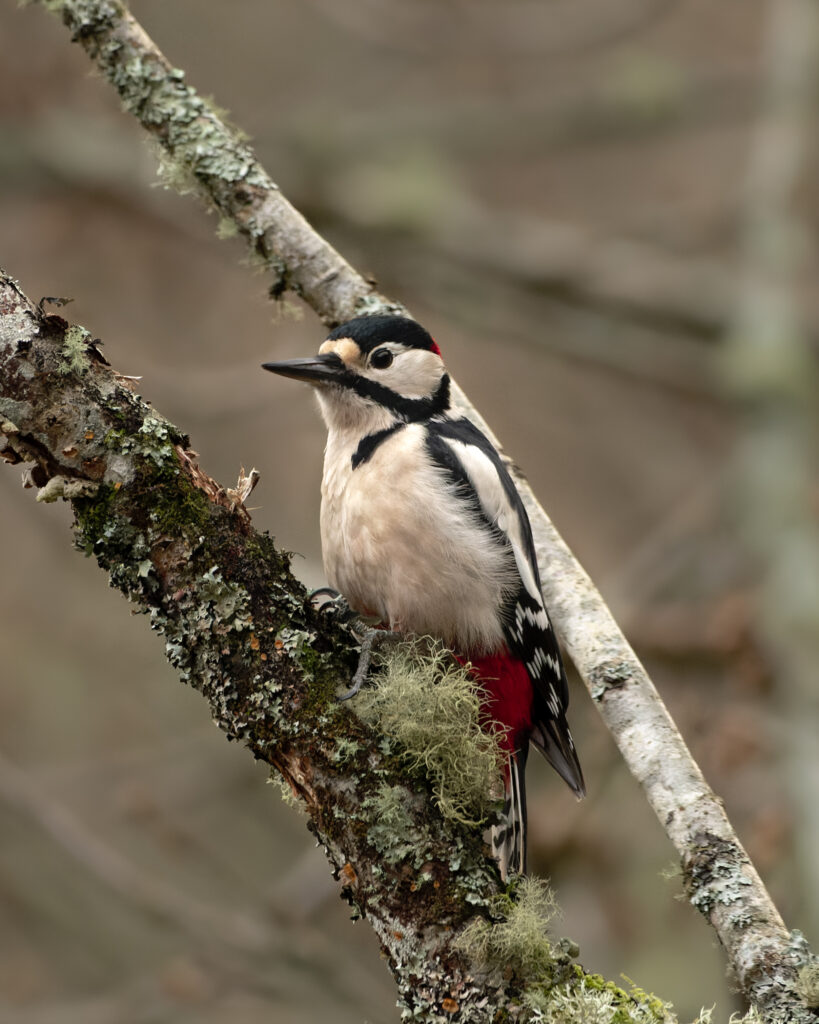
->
xmin=338 ymin=625 xmax=403 ymax=702
xmin=308 ymin=586 xmax=357 ymax=624
xmin=308 ymin=588 xmax=402 ymax=701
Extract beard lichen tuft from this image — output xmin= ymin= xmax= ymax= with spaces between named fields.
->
xmin=524 ymin=976 xmax=619 ymax=1024
xmin=455 ymin=881 xmax=684 ymax=1023
xmin=350 ymin=638 xmax=503 ymax=826
xmin=455 ymin=876 xmax=559 ymax=980
xmin=797 ymin=961 xmax=819 ymax=1008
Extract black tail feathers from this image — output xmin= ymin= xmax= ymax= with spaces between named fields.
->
xmin=491 ymin=721 xmax=584 ymax=880
xmin=530 ymin=716 xmax=585 ymax=799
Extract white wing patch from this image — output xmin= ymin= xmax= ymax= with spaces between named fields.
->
xmin=438 ymin=431 xmax=568 ymax=707
xmin=440 ymin=437 xmax=543 ymax=603
xmin=429 ymin=419 xmax=584 ymax=796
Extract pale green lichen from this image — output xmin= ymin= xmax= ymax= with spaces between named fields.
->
xmin=525 ymin=973 xmax=776 ymax=1024
xmin=352 ymin=639 xmax=504 ymax=826
xmin=198 ymin=566 xmax=252 ymax=630
xmin=454 ymin=877 xmax=691 ymax=1024
xmin=455 ymin=876 xmax=558 ymax=979
xmin=353 ymin=293 xmax=408 ymax=320
xmin=524 ymin=969 xmax=676 ymax=1024
xmin=154 ymin=145 xmax=203 ymax=199
xmin=58 ymin=325 xmax=91 ymax=376
xmin=525 ymin=978 xmax=678 ymax=1024
xmin=685 ymin=833 xmax=752 ymax=919
xmin=728 ymin=1009 xmax=764 ymax=1024
xmin=333 ymin=737 xmax=361 ymax=764
xmin=216 ymin=216 xmax=239 ymax=239
xmin=797 ymin=961 xmax=819 ymax=1007
xmin=103 ymin=414 xmax=177 ymax=467
xmin=267 ymin=770 xmax=304 ymax=812
xmin=275 ymin=626 xmax=316 ymax=655
xmin=362 ymin=784 xmax=419 ymax=865
xmin=525 ymin=977 xmax=619 ymax=1024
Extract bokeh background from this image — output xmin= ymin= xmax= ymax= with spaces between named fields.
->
xmin=1 ymin=1 xmax=817 ymax=1022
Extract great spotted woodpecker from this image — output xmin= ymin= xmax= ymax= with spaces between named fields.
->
xmin=263 ymin=315 xmax=584 ymax=877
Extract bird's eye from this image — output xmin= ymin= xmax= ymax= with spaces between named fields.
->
xmin=370 ymin=348 xmax=394 ymax=370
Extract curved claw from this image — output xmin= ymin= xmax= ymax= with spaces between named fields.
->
xmin=309 ymin=587 xmax=357 ymax=624
xmin=338 ymin=677 xmax=366 ymax=702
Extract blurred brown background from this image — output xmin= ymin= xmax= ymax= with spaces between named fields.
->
xmin=1 ymin=1 xmax=815 ymax=1022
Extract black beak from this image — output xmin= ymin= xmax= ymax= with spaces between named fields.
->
xmin=262 ymin=352 xmax=345 ymax=385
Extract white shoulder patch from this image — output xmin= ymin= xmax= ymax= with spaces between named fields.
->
xmin=441 ymin=437 xmax=543 ymax=605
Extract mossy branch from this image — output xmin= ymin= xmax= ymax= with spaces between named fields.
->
xmin=13 ymin=0 xmax=819 ymax=1018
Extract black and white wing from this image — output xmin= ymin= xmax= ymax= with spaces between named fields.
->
xmin=425 ymin=416 xmax=585 ymax=798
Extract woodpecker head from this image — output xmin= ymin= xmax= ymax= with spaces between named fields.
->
xmin=263 ymin=315 xmax=450 ymax=431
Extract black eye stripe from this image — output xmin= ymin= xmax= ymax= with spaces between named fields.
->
xmin=345 ymin=373 xmax=451 ymax=421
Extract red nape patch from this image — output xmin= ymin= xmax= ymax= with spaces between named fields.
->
xmin=429 ymin=339 xmax=442 ymax=357
xmin=455 ymin=652 xmax=533 ymax=753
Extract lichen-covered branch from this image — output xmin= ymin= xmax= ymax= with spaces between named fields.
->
xmin=15 ymin=1 xmax=819 ymax=1018
xmin=31 ymin=0 xmax=399 ymax=326
xmin=1 ymin=270 xmax=690 ymax=1023
xmin=0 ymin=270 xmax=500 ymax=1020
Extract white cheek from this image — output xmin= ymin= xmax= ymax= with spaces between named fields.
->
xmin=372 ymin=349 xmax=443 ymax=397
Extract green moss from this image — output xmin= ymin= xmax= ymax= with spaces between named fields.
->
xmin=275 ymin=624 xmax=343 ymax=718
xmin=454 ymin=890 xmax=680 ymax=1024
xmin=352 ymin=639 xmax=503 ymax=826
xmin=619 ymin=977 xmax=674 ymax=1023
xmin=100 ymin=414 xmax=211 ymax=539
xmin=72 ymin=483 xmax=121 ymax=555
xmin=149 ymin=463 xmax=212 ymax=536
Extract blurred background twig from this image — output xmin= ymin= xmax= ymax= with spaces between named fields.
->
xmin=723 ymin=0 xmax=819 ymax=945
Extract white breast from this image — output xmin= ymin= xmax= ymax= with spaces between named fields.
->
xmin=320 ymin=423 xmax=516 ymax=653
